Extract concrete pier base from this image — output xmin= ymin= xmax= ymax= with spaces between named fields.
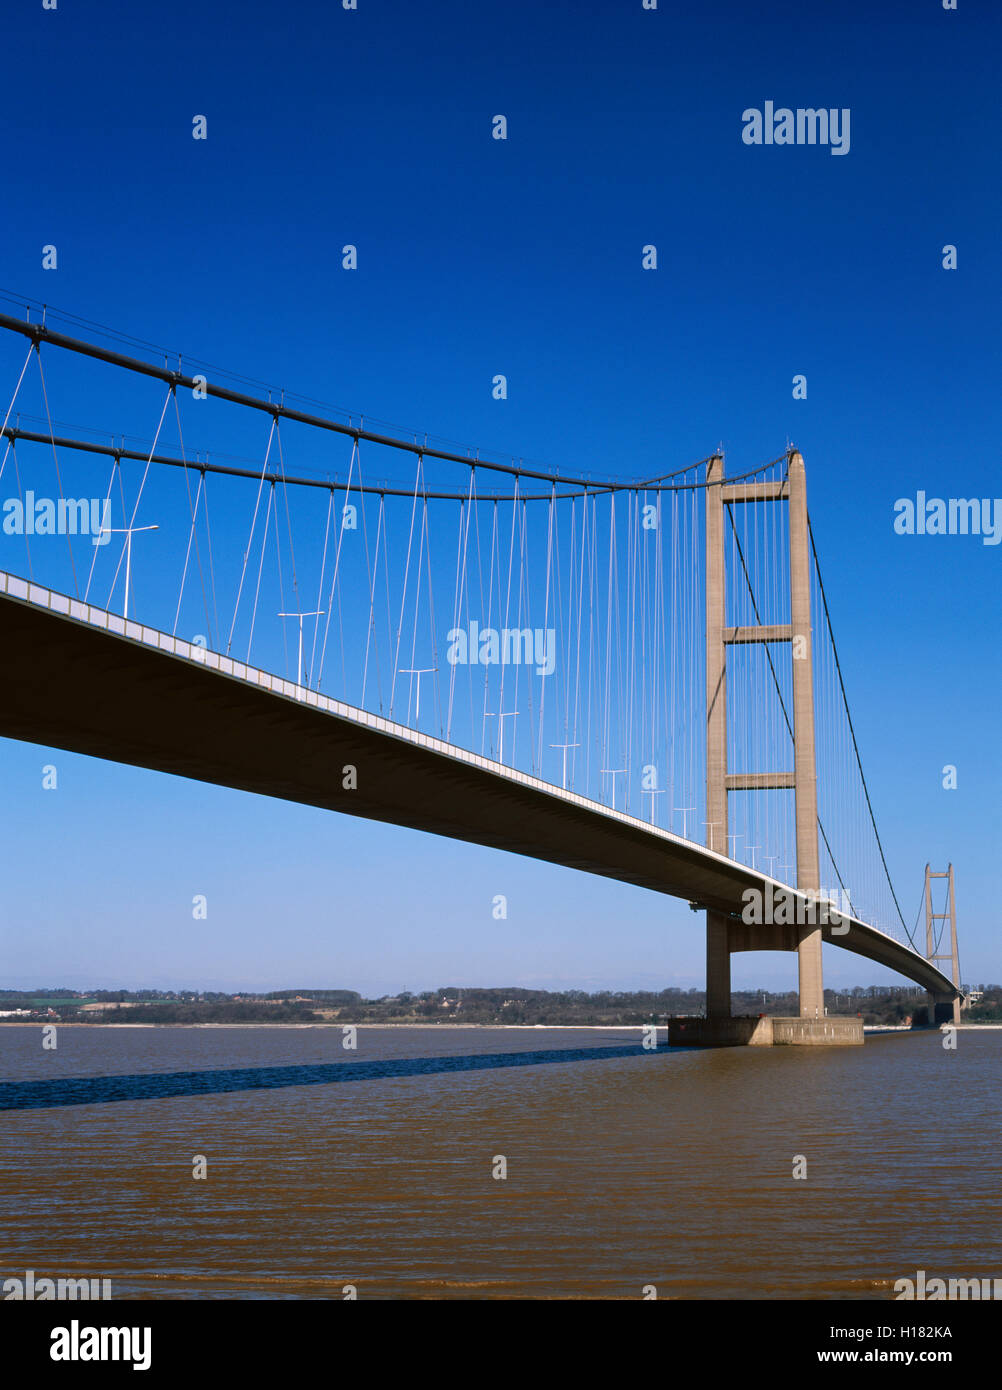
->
xmin=668 ymin=1015 xmax=864 ymax=1047
xmin=927 ymin=996 xmax=959 ymax=1027
xmin=771 ymin=1016 xmax=863 ymax=1045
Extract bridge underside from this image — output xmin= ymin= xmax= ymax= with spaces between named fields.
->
xmin=0 ymin=588 xmax=958 ymax=1002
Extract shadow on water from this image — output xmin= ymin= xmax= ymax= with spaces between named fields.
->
xmin=0 ymin=1041 xmax=693 ymax=1111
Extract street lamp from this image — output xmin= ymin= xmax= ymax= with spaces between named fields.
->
xmin=278 ymin=609 xmax=326 ymax=686
xmin=549 ymin=742 xmax=580 ymax=790
xmin=601 ymin=767 xmax=627 ymax=811
xmin=486 ymin=708 xmax=518 ymax=765
xmin=398 ymin=666 xmax=437 ymax=723
xmin=104 ymin=523 xmax=159 ymax=621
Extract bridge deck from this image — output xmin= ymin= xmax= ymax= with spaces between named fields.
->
xmin=0 ymin=572 xmax=957 ymax=999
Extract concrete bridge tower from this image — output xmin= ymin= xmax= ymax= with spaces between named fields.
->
xmin=704 ymin=449 xmax=825 ymax=1026
xmin=924 ymin=864 xmax=962 ymax=1027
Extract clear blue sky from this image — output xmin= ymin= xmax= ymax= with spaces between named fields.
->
xmin=0 ymin=0 xmax=999 ymax=995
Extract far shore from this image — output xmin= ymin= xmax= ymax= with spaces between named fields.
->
xmin=3 ymin=1020 xmax=1000 ymax=1031
xmin=0 ymin=1021 xmax=644 ymax=1030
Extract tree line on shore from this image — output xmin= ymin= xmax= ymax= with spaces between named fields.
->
xmin=2 ymin=984 xmax=999 ymax=1026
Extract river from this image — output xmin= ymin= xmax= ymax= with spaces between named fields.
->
xmin=1 ymin=1024 xmax=998 ymax=1299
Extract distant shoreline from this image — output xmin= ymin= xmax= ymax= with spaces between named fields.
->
xmin=3 ymin=1020 xmax=1001 ymax=1031
xmin=0 ymin=1021 xmax=644 ymax=1030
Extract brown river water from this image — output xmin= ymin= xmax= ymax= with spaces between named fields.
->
xmin=1 ymin=1025 xmax=999 ymax=1300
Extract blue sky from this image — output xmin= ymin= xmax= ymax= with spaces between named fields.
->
xmin=1 ymin=0 xmax=999 ymax=994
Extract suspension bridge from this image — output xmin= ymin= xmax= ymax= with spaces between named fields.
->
xmin=0 ymin=302 xmax=962 ymax=1043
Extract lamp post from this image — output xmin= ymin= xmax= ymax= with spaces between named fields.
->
xmin=549 ymin=742 xmax=580 ymax=790
xmin=601 ymin=767 xmax=627 ymax=811
xmin=278 ymin=609 xmax=326 ymax=686
xmin=703 ymin=820 xmax=723 ymax=852
xmin=398 ymin=666 xmax=436 ymax=723
xmin=486 ymin=708 xmax=518 ymax=765
xmin=104 ymin=524 xmax=159 ymax=620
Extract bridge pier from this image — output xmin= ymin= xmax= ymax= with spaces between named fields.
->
xmin=797 ymin=926 xmax=824 ymax=1018
xmin=926 ymin=993 xmax=960 ymax=1028
xmin=696 ymin=913 xmax=863 ymax=1045
xmin=705 ymin=911 xmax=731 ymax=1020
